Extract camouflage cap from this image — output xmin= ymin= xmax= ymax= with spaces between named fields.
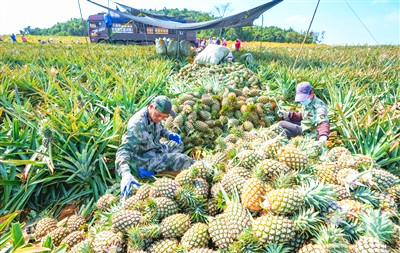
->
xmin=152 ymin=95 xmax=176 ymax=116
xmin=295 ymin=81 xmax=312 ymax=102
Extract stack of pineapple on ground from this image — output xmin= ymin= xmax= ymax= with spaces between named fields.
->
xmin=33 ymin=125 xmax=400 ymax=252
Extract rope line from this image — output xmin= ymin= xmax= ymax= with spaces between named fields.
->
xmin=344 ymin=0 xmax=379 ymax=45
xmin=291 ymin=0 xmax=321 ymax=70
xmin=77 ymin=0 xmax=92 ymax=56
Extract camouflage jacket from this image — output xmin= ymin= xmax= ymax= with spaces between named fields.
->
xmin=115 ymin=107 xmax=170 ymax=174
xmin=288 ymin=95 xmax=330 ymax=138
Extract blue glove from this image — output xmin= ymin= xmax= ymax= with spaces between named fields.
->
xmin=137 ymin=168 xmax=155 ymax=179
xmin=120 ymin=167 xmax=140 ymax=197
xmin=169 ymin=133 xmax=182 ymax=145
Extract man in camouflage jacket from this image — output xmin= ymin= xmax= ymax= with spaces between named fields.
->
xmin=278 ymin=81 xmax=330 ymax=141
xmin=116 ymin=96 xmax=195 ymax=196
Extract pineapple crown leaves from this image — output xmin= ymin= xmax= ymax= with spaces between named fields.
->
xmin=175 ymin=185 xmax=206 ymax=209
xmin=261 ymin=243 xmax=292 ymax=253
xmin=299 ymin=180 xmax=337 ymax=212
xmin=271 ymin=171 xmax=299 ymax=189
xmin=230 ymin=229 xmax=261 ymax=253
xmin=350 ymin=186 xmax=379 ymax=208
xmin=188 ymin=204 xmax=211 ymax=223
xmin=311 ymin=224 xmax=349 ymax=253
xmin=293 ymin=208 xmax=324 ymax=234
xmin=359 ymin=208 xmax=395 ymax=243
xmin=338 ymin=218 xmax=361 ymax=243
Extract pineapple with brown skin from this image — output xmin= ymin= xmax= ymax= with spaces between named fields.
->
xmin=66 ymin=214 xmax=86 ymax=231
xmin=46 ymin=227 xmax=72 ymax=246
xmin=34 ymin=217 xmax=58 ymax=240
xmin=61 ymin=231 xmax=85 ymax=249
xmin=96 ymin=194 xmax=117 ymax=211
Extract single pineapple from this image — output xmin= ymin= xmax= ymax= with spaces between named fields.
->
xmin=134 ymin=184 xmax=153 ymax=201
xmin=253 ymin=208 xmax=321 ymax=245
xmin=92 ymin=230 xmax=123 ymax=253
xmin=316 ymin=163 xmax=339 ymax=184
xmin=160 ymin=213 xmax=191 ymax=238
xmin=327 ymin=147 xmax=351 ymax=162
xmin=229 ymin=166 xmax=252 ymax=180
xmin=241 ymin=177 xmax=269 ymax=212
xmin=188 ymin=248 xmax=217 ymax=253
xmin=145 ymin=197 xmax=179 ymax=220
xmin=66 ymin=214 xmax=86 ymax=231
xmin=261 ymin=138 xmax=283 ymax=159
xmin=193 ymin=177 xmax=209 ymax=198
xmin=69 ymin=238 xmax=92 ymax=253
xmin=257 ymin=159 xmax=292 ymax=182
xmin=46 ymin=227 xmax=72 ymax=246
xmin=111 ymin=209 xmax=142 ymax=233
xmin=148 ymin=239 xmax=179 ymax=253
xmin=181 ymin=223 xmax=209 ymax=249
xmin=34 ymin=217 xmax=58 ymax=240
xmin=208 ymin=214 xmax=234 ymax=250
xmin=337 ymin=199 xmax=364 ymax=219
xmin=237 ymin=150 xmax=263 ymax=169
xmin=96 ymin=194 xmax=117 ymax=211
xmin=337 ymin=154 xmax=359 ymax=170
xmin=332 ymin=184 xmax=350 ymax=201
xmin=277 ymin=145 xmax=309 ymax=170
xmin=371 ymin=168 xmax=399 ymax=190
xmin=152 ymin=178 xmax=179 ymax=198
xmin=220 ymin=171 xmax=246 ymax=195
xmin=61 ymin=230 xmax=85 ymax=249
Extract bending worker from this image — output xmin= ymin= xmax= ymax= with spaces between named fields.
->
xmin=116 ymin=95 xmax=195 ymax=197
xmin=278 ymin=81 xmax=330 ymax=143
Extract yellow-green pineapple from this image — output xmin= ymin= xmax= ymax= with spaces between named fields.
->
xmin=257 ymin=159 xmax=292 ymax=182
xmin=221 ymin=171 xmax=246 ymax=195
xmin=208 ymin=214 xmax=234 ymax=250
xmin=69 ymin=238 xmax=92 ymax=253
xmin=145 ymin=197 xmax=179 ymax=220
xmin=111 ymin=209 xmax=142 ymax=233
xmin=160 ymin=213 xmax=191 ymax=238
xmin=92 ymin=230 xmax=123 ymax=253
xmin=188 ymin=248 xmax=217 ymax=253
xmin=181 ymin=223 xmax=209 ymax=250
xmin=46 ymin=227 xmax=72 ymax=246
xmin=277 ymin=145 xmax=309 ymax=170
xmin=316 ymin=163 xmax=339 ymax=184
xmin=148 ymin=239 xmax=179 ymax=253
xmin=152 ymin=178 xmax=179 ymax=199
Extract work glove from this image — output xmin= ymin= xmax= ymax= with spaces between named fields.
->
xmin=137 ymin=168 xmax=155 ymax=179
xmin=277 ymin=109 xmax=289 ymax=118
xmin=169 ymin=133 xmax=182 ymax=145
xmin=318 ymin=135 xmax=328 ymax=143
xmin=120 ymin=165 xmax=140 ymax=197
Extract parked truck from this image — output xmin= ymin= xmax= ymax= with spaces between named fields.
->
xmin=88 ymin=13 xmax=196 ymax=44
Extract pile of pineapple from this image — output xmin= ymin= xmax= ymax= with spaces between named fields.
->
xmin=174 ymin=62 xmax=260 ymax=89
xmin=33 ymin=126 xmax=400 ymax=252
xmin=163 ymin=88 xmax=277 ymax=151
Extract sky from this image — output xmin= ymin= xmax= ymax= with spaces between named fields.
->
xmin=0 ymin=0 xmax=398 ymax=45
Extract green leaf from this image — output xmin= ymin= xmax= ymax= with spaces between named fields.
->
xmin=0 ymin=231 xmax=12 ymax=250
xmin=0 ymin=211 xmax=21 ymax=232
xmin=11 ymin=223 xmax=24 ymax=249
xmin=13 ymin=246 xmax=51 ymax=253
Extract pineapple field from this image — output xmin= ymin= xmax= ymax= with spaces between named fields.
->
xmin=0 ymin=40 xmax=400 ymax=253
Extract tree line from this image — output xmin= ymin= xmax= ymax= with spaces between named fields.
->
xmin=22 ymin=8 xmax=324 ymax=43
